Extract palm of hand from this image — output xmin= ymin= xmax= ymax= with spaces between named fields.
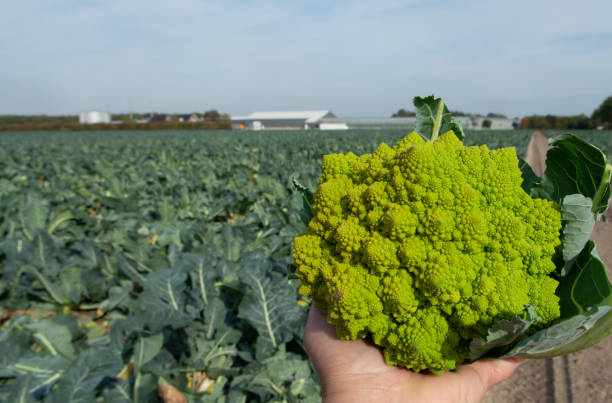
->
xmin=304 ymin=307 xmax=522 ymax=403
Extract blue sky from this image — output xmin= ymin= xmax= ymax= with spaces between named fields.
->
xmin=1 ymin=0 xmax=611 ymax=117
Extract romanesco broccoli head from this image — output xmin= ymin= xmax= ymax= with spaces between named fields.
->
xmin=293 ymin=130 xmax=562 ymax=374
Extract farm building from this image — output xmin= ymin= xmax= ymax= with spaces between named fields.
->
xmin=149 ymin=114 xmax=172 ymax=123
xmin=428 ymin=116 xmax=516 ymax=130
xmin=474 ymin=116 xmax=516 ymax=130
xmin=323 ymin=117 xmax=415 ymax=130
xmin=79 ymin=111 xmax=111 ymax=124
xmin=231 ymin=110 xmax=336 ymax=130
xmin=456 ymin=116 xmax=517 ymax=130
xmin=319 ymin=121 xmax=349 ymax=130
xmin=319 ymin=116 xmax=516 ymax=130
xmin=231 ymin=111 xmax=518 ymax=131
xmin=178 ymin=113 xmax=201 ymax=122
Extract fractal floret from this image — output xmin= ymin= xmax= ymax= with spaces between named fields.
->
xmin=292 ymin=130 xmax=563 ymax=374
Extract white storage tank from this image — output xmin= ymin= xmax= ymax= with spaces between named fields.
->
xmin=79 ymin=111 xmax=111 ymax=124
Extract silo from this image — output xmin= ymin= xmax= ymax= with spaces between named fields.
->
xmin=79 ymin=111 xmax=111 ymax=124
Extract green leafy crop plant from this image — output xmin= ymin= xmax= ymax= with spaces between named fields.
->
xmin=293 ymin=95 xmax=612 ymax=374
xmin=0 ymin=119 xmax=611 ymax=400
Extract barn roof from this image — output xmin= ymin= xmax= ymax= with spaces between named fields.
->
xmin=245 ymin=110 xmax=334 ymax=123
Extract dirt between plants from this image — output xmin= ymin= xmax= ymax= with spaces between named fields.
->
xmin=484 ymin=131 xmax=612 ymax=403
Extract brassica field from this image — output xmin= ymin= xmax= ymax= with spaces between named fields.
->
xmin=0 ymin=129 xmax=610 ymax=402
xmin=543 ymin=129 xmax=612 ymax=157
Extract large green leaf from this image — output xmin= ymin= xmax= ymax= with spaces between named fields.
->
xmin=413 ymin=95 xmax=465 ymax=142
xmin=540 ymin=133 xmax=612 ymax=215
xmin=1 ymin=345 xmax=67 ymax=398
xmin=5 ymin=376 xmax=38 ymax=403
xmin=59 ymin=266 xmax=85 ymax=305
xmin=122 ymin=265 xmax=197 ymax=332
xmin=291 ymin=176 xmax=314 ymax=227
xmin=144 ymin=268 xmax=188 ymax=312
xmin=556 ymin=241 xmax=612 ymax=318
xmin=127 ymin=289 xmax=193 ymax=333
xmin=180 ymin=253 xmax=218 ymax=313
xmin=24 ymin=316 xmax=81 ymax=360
xmin=133 ymin=333 xmax=164 ymax=403
xmin=238 ymin=260 xmax=302 ymax=354
xmin=234 ymin=348 xmax=319 ymax=402
xmin=18 ymin=265 xmax=65 ymax=305
xmin=503 ymin=305 xmax=612 ymax=358
xmin=30 ymin=230 xmax=63 ymax=274
xmin=19 ymin=194 xmax=49 ymax=241
xmin=134 ymin=333 xmax=164 ymax=368
xmin=559 ymin=194 xmax=596 ymax=275
xmin=0 ymin=341 xmax=26 ymax=378
xmin=469 ymin=306 xmax=539 ymax=360
xmin=97 ymin=281 xmax=132 ymax=312
xmin=518 ymin=156 xmax=540 ymax=194
xmin=101 ymin=379 xmax=132 ymax=403
xmin=203 ymin=297 xmax=230 ymax=341
xmin=11 ymin=355 xmax=67 ymax=380
xmin=52 ymin=347 xmax=123 ymax=403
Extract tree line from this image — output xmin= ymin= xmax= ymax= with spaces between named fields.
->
xmin=392 ymin=96 xmax=612 ymax=130
xmin=0 ymin=110 xmax=231 ymax=131
xmin=520 ymin=96 xmax=612 ymax=130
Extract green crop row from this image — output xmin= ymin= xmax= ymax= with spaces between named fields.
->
xmin=0 ymin=129 xmax=611 ymax=402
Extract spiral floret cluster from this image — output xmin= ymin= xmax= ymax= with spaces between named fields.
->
xmin=292 ymin=131 xmax=562 ymax=373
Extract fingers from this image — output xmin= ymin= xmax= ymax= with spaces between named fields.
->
xmin=303 ymin=306 xmax=345 ymax=371
xmin=303 ymin=306 xmax=354 ymax=384
xmin=304 ymin=306 xmax=335 ymax=337
xmin=303 ymin=307 xmax=338 ymax=354
xmin=303 ymin=307 xmax=387 ymax=373
xmin=303 ymin=307 xmax=367 ymax=360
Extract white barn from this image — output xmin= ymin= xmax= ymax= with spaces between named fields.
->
xmin=474 ymin=117 xmax=515 ymax=130
xmin=231 ymin=110 xmax=336 ymax=130
xmin=450 ymin=116 xmax=515 ymax=130
xmin=319 ymin=121 xmax=349 ymax=130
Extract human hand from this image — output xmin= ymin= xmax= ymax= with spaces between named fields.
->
xmin=304 ymin=307 xmax=523 ymax=403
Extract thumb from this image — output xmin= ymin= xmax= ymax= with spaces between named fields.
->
xmin=448 ymin=358 xmax=523 ymax=401
xmin=465 ymin=358 xmax=524 ymax=388
xmin=303 ymin=307 xmax=370 ymax=363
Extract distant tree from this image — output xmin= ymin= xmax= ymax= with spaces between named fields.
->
xmin=220 ymin=114 xmax=232 ymax=129
xmin=203 ymin=109 xmax=221 ymax=121
xmin=482 ymin=119 xmax=492 ymax=129
xmin=566 ymin=114 xmax=595 ymax=130
xmin=520 ymin=116 xmax=532 ymax=129
xmin=391 ymin=109 xmax=416 ymax=117
xmin=592 ymin=96 xmax=612 ymax=128
xmin=486 ymin=112 xmax=508 ymax=119
xmin=121 ymin=115 xmax=134 ymax=124
xmin=0 ymin=115 xmax=77 ymax=124
xmin=519 ymin=114 xmax=595 ymax=130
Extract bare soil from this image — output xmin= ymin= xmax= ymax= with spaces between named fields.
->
xmin=525 ymin=130 xmax=550 ymax=177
